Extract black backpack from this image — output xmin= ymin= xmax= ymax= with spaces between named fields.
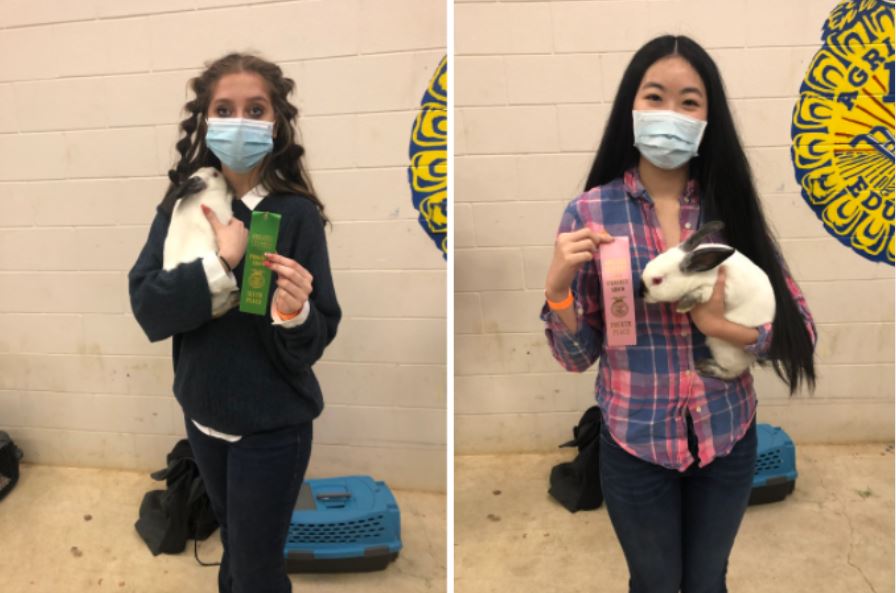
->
xmin=0 ymin=432 xmax=23 ymax=502
xmin=548 ymin=406 xmax=604 ymax=512
xmin=135 ymin=439 xmax=218 ymax=556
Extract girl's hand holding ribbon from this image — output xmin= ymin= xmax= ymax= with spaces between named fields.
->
xmin=263 ymin=253 xmax=314 ymax=317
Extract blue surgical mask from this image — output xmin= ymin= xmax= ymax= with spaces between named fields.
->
xmin=205 ymin=117 xmax=274 ymax=172
xmin=632 ymin=110 xmax=707 ymax=170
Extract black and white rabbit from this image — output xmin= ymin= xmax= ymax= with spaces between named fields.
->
xmin=162 ymin=167 xmax=234 ymax=271
xmin=640 ymin=221 xmax=775 ymax=379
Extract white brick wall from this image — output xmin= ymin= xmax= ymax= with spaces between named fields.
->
xmin=0 ymin=0 xmax=447 ymax=492
xmin=455 ymin=0 xmax=894 ymax=453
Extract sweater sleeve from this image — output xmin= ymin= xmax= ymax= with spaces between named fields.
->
xmin=261 ymin=207 xmax=341 ymax=373
xmin=128 ymin=211 xmax=214 ymax=342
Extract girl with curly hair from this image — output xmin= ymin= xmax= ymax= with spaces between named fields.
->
xmin=129 ymin=52 xmax=340 ymax=593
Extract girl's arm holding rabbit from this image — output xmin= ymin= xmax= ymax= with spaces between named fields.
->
xmin=689 ymin=266 xmax=761 ymax=347
xmin=688 ymin=256 xmax=816 ymax=358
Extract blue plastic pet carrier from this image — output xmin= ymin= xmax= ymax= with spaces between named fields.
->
xmin=749 ymin=424 xmax=797 ymax=505
xmin=284 ymin=475 xmax=402 ymax=572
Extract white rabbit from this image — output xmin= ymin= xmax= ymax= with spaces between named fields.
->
xmin=163 ymin=167 xmax=234 ymax=271
xmin=639 ymin=221 xmax=775 ymax=379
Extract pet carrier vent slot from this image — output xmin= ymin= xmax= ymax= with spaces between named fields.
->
xmin=754 ymin=450 xmax=782 ymax=475
xmin=287 ymin=515 xmax=387 ymax=545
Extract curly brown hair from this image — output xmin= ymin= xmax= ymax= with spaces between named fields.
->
xmin=160 ymin=52 xmax=326 ymax=223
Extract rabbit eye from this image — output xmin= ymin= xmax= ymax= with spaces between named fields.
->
xmin=651 ymin=277 xmax=663 ymax=286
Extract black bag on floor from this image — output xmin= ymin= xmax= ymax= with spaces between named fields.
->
xmin=0 ymin=431 xmax=23 ymax=502
xmin=548 ymin=406 xmax=603 ymax=512
xmin=135 ymin=439 xmax=218 ymax=555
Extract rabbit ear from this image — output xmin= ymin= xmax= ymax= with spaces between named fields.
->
xmin=681 ymin=220 xmax=725 ymax=252
xmin=170 ymin=175 xmax=207 ymax=202
xmin=679 ymin=246 xmax=735 ymax=274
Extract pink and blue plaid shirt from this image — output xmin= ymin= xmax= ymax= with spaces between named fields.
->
xmin=542 ymin=169 xmax=816 ymax=472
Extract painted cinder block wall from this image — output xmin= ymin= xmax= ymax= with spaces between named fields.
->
xmin=455 ymin=0 xmax=894 ymax=453
xmin=0 ymin=0 xmax=447 ymax=492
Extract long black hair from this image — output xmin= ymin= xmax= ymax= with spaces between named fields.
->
xmin=160 ymin=52 xmax=327 ymax=223
xmin=585 ymin=35 xmax=815 ymax=394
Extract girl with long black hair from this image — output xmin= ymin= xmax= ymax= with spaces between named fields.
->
xmin=541 ymin=35 xmax=816 ymax=593
xmin=129 ymin=53 xmax=340 ymax=593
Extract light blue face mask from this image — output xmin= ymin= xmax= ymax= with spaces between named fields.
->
xmin=632 ymin=110 xmax=707 ymax=170
xmin=205 ymin=117 xmax=274 ymax=173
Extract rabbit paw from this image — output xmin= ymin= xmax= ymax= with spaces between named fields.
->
xmin=675 ymin=293 xmax=701 ymax=313
xmin=695 ymin=358 xmax=729 ymax=379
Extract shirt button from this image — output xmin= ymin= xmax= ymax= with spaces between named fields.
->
xmin=696 ymin=406 xmax=702 ymax=413
xmin=681 ymin=330 xmax=688 ymax=337
xmin=685 ymin=222 xmax=692 ymax=229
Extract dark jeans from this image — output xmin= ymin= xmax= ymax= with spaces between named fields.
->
xmin=185 ymin=417 xmax=313 ymax=593
xmin=598 ymin=416 xmax=757 ymax=593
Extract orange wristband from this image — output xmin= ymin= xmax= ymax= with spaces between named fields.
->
xmin=546 ymin=289 xmax=574 ymax=311
xmin=277 ymin=306 xmax=300 ymax=321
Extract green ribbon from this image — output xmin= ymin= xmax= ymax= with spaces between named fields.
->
xmin=239 ymin=210 xmax=281 ymax=315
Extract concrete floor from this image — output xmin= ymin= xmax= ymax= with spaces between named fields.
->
xmin=0 ymin=464 xmax=445 ymax=593
xmin=456 ymin=444 xmax=894 ymax=593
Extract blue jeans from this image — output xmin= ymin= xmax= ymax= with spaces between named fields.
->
xmin=598 ymin=416 xmax=757 ymax=593
xmin=185 ymin=417 xmax=313 ymax=593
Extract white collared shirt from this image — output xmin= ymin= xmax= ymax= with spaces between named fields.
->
xmin=192 ymin=184 xmax=310 ymax=443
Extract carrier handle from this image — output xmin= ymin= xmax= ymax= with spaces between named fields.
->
xmin=316 ymin=492 xmax=352 ymax=501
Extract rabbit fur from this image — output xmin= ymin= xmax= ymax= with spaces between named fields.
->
xmin=640 ymin=221 xmax=775 ymax=379
xmin=162 ymin=167 xmax=234 ymax=271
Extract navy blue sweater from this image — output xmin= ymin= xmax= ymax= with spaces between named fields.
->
xmin=128 ymin=193 xmax=341 ymax=434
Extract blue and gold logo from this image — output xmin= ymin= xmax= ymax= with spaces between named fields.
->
xmin=408 ymin=57 xmax=448 ymax=258
xmin=791 ymin=0 xmax=894 ymax=265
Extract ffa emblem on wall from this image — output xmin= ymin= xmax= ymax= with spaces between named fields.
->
xmin=790 ymin=0 xmax=894 ymax=265
xmin=408 ymin=57 xmax=448 ymax=259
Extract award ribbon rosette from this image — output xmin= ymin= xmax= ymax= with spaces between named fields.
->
xmin=239 ymin=210 xmax=281 ymax=315
xmin=589 ymin=223 xmax=636 ymax=347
